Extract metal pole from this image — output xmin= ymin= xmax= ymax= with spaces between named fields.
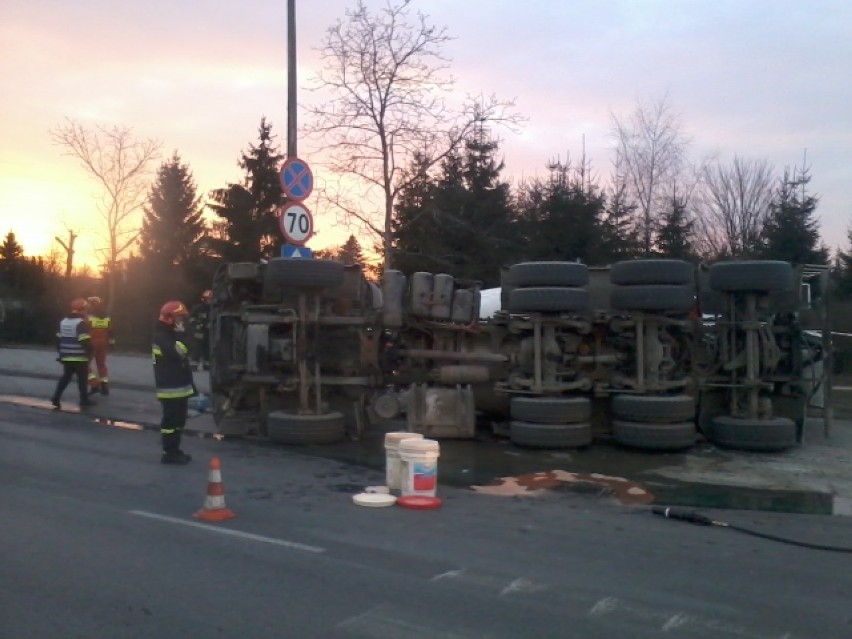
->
xmin=287 ymin=0 xmax=297 ymax=159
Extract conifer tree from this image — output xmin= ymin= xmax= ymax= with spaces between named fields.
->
xmin=760 ymin=164 xmax=828 ymax=265
xmin=516 ymin=160 xmax=606 ymax=265
xmin=207 ymin=118 xmax=284 ymax=262
xmin=655 ymin=193 xmax=697 ymax=261
xmin=337 ymin=235 xmax=365 ymax=266
xmin=139 ymin=152 xmax=205 ymax=267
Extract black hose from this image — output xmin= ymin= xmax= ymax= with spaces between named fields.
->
xmin=651 ymin=506 xmax=852 ymax=554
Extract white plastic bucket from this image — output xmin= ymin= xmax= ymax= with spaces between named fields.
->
xmin=399 ymin=438 xmax=441 ymax=497
xmin=384 ymin=432 xmax=423 ymax=491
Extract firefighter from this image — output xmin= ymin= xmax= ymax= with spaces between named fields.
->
xmin=86 ymin=296 xmax=114 ymax=395
xmin=189 ymin=289 xmax=212 ymax=371
xmin=51 ymin=298 xmax=97 ymax=410
xmin=152 ymin=300 xmax=196 ymax=464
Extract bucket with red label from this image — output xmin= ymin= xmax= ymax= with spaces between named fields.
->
xmin=399 ymin=438 xmax=440 ymax=497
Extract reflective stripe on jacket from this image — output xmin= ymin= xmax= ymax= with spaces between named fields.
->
xmin=152 ymin=322 xmax=195 ymax=399
xmin=89 ymin=315 xmax=113 ymax=344
xmin=57 ymin=316 xmax=91 ymax=362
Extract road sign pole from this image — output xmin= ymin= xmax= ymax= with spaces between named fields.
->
xmin=287 ymin=0 xmax=297 ymax=159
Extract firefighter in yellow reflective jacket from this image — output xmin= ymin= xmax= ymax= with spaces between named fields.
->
xmin=86 ymin=296 xmax=114 ymax=395
xmin=152 ymin=301 xmax=196 ymax=465
xmin=51 ymin=298 xmax=96 ymax=410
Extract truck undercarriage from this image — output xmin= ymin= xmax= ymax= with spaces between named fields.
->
xmin=207 ymin=257 xmax=831 ymax=453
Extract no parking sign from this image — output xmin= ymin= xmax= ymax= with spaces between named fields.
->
xmin=279 ymin=157 xmax=313 ymax=201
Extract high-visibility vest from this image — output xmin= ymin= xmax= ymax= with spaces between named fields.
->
xmin=57 ymin=317 xmax=91 ymax=362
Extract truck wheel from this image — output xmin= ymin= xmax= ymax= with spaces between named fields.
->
xmin=263 ymin=259 xmax=345 ymax=301
xmin=510 ymin=420 xmax=592 ymax=448
xmin=509 ymin=262 xmax=589 ymax=287
xmin=510 ymin=396 xmax=591 ymax=424
xmin=266 ymin=411 xmax=346 ymax=445
xmin=611 ymin=394 xmax=695 ymax=423
xmin=708 ymin=261 xmax=793 ymax=293
xmin=508 ymin=287 xmax=590 ymax=313
xmin=610 ymin=259 xmax=694 ymax=286
xmin=710 ymin=416 xmax=797 ymax=452
xmin=610 ymin=284 xmax=695 ymax=313
xmin=611 ymin=420 xmax=696 ymax=450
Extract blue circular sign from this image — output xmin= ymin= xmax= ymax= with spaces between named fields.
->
xmin=279 ymin=158 xmax=313 ymax=201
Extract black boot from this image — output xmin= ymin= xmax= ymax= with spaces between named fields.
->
xmin=161 ymin=450 xmax=192 ymax=464
xmin=161 ymin=431 xmax=191 ymax=464
xmin=51 ymin=397 xmax=61 ymax=410
xmin=100 ymin=382 xmax=109 ymax=396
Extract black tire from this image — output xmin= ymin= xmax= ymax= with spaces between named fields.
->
xmin=508 ymin=287 xmax=590 ymax=313
xmin=610 ymin=285 xmax=695 ymax=313
xmin=263 ymin=258 xmax=345 ymax=301
xmin=266 ymin=411 xmax=346 ymax=445
xmin=710 ymin=416 xmax=797 ymax=452
xmin=611 ymin=420 xmax=696 ymax=451
xmin=708 ymin=261 xmax=793 ymax=293
xmin=509 ymin=262 xmax=589 ymax=288
xmin=611 ymin=394 xmax=695 ymax=423
xmin=611 ymin=260 xmax=694 ymax=286
xmin=510 ymin=421 xmax=592 ymax=448
xmin=510 ymin=396 xmax=591 ymax=424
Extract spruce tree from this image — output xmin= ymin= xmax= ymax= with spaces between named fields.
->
xmin=392 ymin=122 xmax=517 ymax=286
xmin=139 ymin=152 xmax=205 ymax=266
xmin=655 ymin=194 xmax=697 ymax=261
xmin=207 ymin=118 xmax=284 ymax=262
xmin=516 ymin=160 xmax=607 ymax=265
xmin=338 ymin=235 xmax=366 ymax=266
xmin=760 ymin=165 xmax=828 ymax=265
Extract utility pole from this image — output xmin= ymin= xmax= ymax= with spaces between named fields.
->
xmin=287 ymin=0 xmax=297 ymax=159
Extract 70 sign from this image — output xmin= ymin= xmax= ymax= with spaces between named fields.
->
xmin=278 ymin=203 xmax=314 ymax=246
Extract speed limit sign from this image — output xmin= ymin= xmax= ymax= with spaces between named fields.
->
xmin=278 ymin=202 xmax=314 ymax=246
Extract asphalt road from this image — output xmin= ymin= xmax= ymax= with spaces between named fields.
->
xmin=3 ymin=401 xmax=852 ymax=638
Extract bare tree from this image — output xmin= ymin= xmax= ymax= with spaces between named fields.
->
xmin=54 ymin=226 xmax=78 ymax=280
xmin=50 ymin=118 xmax=161 ymax=310
xmin=694 ymin=155 xmax=775 ymax=258
xmin=610 ymin=95 xmax=690 ymax=255
xmin=305 ymin=0 xmax=521 ymax=268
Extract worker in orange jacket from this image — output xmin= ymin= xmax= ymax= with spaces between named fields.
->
xmin=87 ymin=296 xmax=115 ymax=395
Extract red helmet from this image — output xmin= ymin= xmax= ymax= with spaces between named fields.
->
xmin=158 ymin=301 xmax=189 ymax=325
xmin=202 ymin=289 xmax=213 ymax=302
xmin=70 ymin=298 xmax=88 ymax=314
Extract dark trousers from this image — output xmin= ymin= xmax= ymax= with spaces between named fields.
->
xmin=53 ymin=361 xmax=89 ymax=404
xmin=159 ymin=397 xmax=189 ymax=453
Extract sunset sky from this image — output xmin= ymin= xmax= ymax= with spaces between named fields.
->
xmin=1 ymin=0 xmax=850 ymax=269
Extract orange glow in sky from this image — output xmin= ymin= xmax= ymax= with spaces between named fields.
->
xmin=2 ymin=0 xmax=851 ymax=270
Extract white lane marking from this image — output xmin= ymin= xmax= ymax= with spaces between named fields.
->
xmin=336 ymin=604 xmax=473 ymax=639
xmin=129 ymin=510 xmax=325 ymax=553
xmin=589 ymin=596 xmax=620 ymax=617
xmin=500 ymin=577 xmax=545 ymax=597
xmin=662 ymin=613 xmax=690 ymax=631
xmin=430 ymin=569 xmax=464 ymax=582
xmin=588 ymin=596 xmax=792 ymax=638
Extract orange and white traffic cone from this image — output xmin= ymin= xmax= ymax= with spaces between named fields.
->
xmin=194 ymin=457 xmax=236 ymax=522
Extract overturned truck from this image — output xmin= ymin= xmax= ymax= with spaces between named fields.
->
xmin=207 ymin=257 xmax=831 ymax=453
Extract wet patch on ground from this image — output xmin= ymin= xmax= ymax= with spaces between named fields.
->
xmin=471 ymin=469 xmax=654 ymax=506
xmin=4 ymin=394 xmax=847 ymax=516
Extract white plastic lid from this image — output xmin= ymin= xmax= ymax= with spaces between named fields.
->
xmin=384 ymin=432 xmax=424 ymax=446
xmin=398 ymin=438 xmax=440 ymax=453
xmin=353 ymin=493 xmax=397 ymax=508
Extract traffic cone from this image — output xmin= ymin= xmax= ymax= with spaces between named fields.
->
xmin=194 ymin=457 xmax=236 ymax=522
